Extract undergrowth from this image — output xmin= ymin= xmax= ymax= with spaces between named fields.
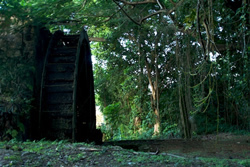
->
xmin=0 ymin=139 xmax=249 ymax=167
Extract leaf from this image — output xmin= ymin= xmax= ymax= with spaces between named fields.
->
xmin=6 ymin=129 xmax=18 ymax=138
xmin=18 ymin=122 xmax=25 ymax=132
xmin=19 ymin=0 xmax=26 ymax=6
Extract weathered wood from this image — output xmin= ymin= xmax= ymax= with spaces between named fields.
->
xmin=72 ymin=28 xmax=97 ymax=142
xmin=48 ymin=55 xmax=76 ymax=63
xmin=53 ymin=48 xmax=77 ymax=55
xmin=39 ymin=30 xmax=64 ymax=138
xmin=44 ymin=85 xmax=73 ymax=93
xmin=38 ymin=30 xmax=75 ymax=140
xmin=72 ymin=29 xmax=86 ymax=141
xmin=45 ymin=92 xmax=73 ymax=104
xmin=46 ymin=64 xmax=75 ymax=72
xmin=46 ymin=72 xmax=74 ymax=84
xmin=45 ymin=103 xmax=73 ymax=112
xmin=37 ymin=28 xmax=100 ymax=143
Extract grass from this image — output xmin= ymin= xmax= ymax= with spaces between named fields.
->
xmin=0 ymin=139 xmax=249 ymax=167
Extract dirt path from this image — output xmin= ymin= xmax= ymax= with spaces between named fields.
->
xmin=106 ymin=133 xmax=250 ymax=159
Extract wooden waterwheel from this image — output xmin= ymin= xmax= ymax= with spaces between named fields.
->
xmin=37 ymin=28 xmax=100 ymax=142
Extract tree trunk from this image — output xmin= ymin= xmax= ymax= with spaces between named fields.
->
xmin=145 ymin=56 xmax=161 ymax=134
xmin=184 ymin=38 xmax=195 ymax=135
xmin=176 ymin=37 xmax=191 ymax=139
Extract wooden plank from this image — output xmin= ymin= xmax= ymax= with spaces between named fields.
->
xmin=45 ymin=103 xmax=73 ymax=111
xmin=44 ymin=84 xmax=73 ymax=93
xmin=45 ymin=72 xmax=74 ymax=84
xmin=48 ymin=55 xmax=75 ymax=63
xmin=42 ymin=111 xmax=73 ymax=118
xmin=45 ymin=92 xmax=73 ymax=104
xmin=52 ymin=47 xmax=77 ymax=55
xmin=46 ymin=64 xmax=75 ymax=73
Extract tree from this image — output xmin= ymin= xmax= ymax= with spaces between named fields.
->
xmin=0 ymin=0 xmax=249 ymax=141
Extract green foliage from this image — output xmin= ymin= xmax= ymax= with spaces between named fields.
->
xmin=0 ymin=0 xmax=249 ymax=141
xmin=94 ymin=0 xmax=249 ymax=139
xmin=1 ymin=140 xmax=248 ymax=166
xmin=103 ymin=102 xmax=122 ymax=130
xmin=162 ymin=123 xmax=179 ymax=137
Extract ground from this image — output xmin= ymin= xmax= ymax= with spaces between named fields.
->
xmin=0 ymin=133 xmax=249 ymax=167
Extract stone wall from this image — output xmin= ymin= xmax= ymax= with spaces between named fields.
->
xmin=0 ymin=26 xmax=36 ymax=59
xmin=0 ymin=25 xmax=39 ymax=140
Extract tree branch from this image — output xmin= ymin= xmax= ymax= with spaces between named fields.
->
xmin=172 ymin=0 xmax=184 ymax=10
xmin=139 ymin=10 xmax=167 ymax=24
xmin=139 ymin=0 xmax=184 ymax=24
xmin=197 ymin=0 xmax=206 ymax=56
xmin=169 ymin=0 xmax=176 ymax=5
xmin=89 ymin=37 xmax=106 ymax=42
xmin=114 ymin=0 xmax=156 ymax=5
xmin=102 ymin=5 xmax=124 ymax=22
xmin=113 ymin=0 xmax=184 ymax=25
xmin=113 ymin=0 xmax=141 ymax=25
xmin=156 ymin=0 xmax=164 ymax=9
xmin=77 ymin=0 xmax=87 ymax=12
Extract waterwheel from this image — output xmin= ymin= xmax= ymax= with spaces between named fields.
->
xmin=37 ymin=29 xmax=100 ymax=142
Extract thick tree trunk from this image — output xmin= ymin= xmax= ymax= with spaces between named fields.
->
xmin=154 ymin=111 xmax=160 ymax=134
xmin=176 ymin=37 xmax=191 ymax=139
xmin=145 ymin=57 xmax=161 ymax=134
xmin=154 ymin=56 xmax=161 ymax=134
xmin=185 ymin=40 xmax=192 ymax=113
xmin=184 ymin=39 xmax=195 ymax=135
xmin=178 ymin=83 xmax=191 ymax=139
